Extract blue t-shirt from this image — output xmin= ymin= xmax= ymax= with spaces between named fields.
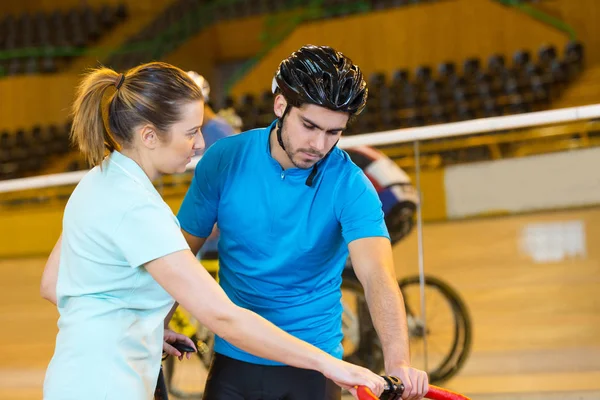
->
xmin=202 ymin=116 xmax=235 ymax=149
xmin=198 ymin=116 xmax=235 ymax=257
xmin=177 ymin=120 xmax=389 ymax=365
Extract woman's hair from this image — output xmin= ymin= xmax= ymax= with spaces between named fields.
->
xmin=71 ymin=61 xmax=204 ymax=166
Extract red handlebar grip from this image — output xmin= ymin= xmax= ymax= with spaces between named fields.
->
xmin=426 ymin=386 xmax=471 ymax=400
xmin=356 ymin=385 xmax=471 ymax=400
xmin=356 ymin=385 xmax=378 ymax=400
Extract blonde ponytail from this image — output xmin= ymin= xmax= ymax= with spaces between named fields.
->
xmin=71 ymin=67 xmax=121 ymax=167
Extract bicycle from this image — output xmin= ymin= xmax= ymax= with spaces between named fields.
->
xmin=158 ymin=349 xmax=471 ymax=400
xmin=341 ymin=266 xmax=472 ymax=384
xmin=162 ymin=259 xmax=472 ymax=399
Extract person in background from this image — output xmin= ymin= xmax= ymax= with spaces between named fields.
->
xmin=187 ymin=71 xmax=239 ymax=148
xmin=186 ymin=71 xmax=240 ymax=260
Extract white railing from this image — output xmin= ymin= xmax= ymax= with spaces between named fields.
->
xmin=1 ymin=103 xmax=599 ymax=194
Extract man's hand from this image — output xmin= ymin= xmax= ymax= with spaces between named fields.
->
xmin=163 ymin=328 xmax=197 ymax=361
xmin=388 ymin=366 xmax=429 ymax=400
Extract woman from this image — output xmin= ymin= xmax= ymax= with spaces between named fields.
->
xmin=40 ymin=62 xmax=384 ymax=400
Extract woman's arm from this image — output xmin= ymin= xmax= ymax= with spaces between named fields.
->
xmin=40 ymin=235 xmax=62 ymax=305
xmin=146 ymin=249 xmax=385 ymax=394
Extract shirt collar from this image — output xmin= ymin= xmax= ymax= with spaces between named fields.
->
xmin=107 ymin=150 xmax=160 ymax=195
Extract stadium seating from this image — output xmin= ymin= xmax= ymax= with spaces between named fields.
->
xmin=0 ymin=39 xmax=584 ymax=181
xmin=107 ymin=0 xmax=442 ymax=71
xmin=232 ymin=41 xmax=584 ymax=134
xmin=0 ymin=123 xmax=70 ymax=180
xmin=0 ymin=4 xmax=128 ymax=76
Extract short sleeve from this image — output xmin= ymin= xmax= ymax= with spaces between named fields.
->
xmin=177 ymin=142 xmax=222 ymax=238
xmin=113 ymin=200 xmax=190 ymax=268
xmin=336 ymin=168 xmax=390 ymax=244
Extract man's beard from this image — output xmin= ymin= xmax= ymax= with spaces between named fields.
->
xmin=282 ymin=127 xmax=323 ymax=169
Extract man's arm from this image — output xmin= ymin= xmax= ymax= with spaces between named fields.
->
xmin=349 ymin=236 xmax=428 ymax=399
xmin=182 ymin=229 xmax=207 ymax=256
xmin=349 ymin=237 xmax=409 ymax=367
xmin=40 ymin=235 xmax=62 ymax=305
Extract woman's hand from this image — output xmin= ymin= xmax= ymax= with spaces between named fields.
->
xmin=163 ymin=328 xmax=197 ymax=361
xmin=320 ymin=356 xmax=385 ymax=399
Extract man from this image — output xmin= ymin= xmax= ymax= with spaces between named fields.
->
xmin=178 ymin=45 xmax=428 ymax=400
xmin=216 ymin=96 xmax=243 ymax=134
xmin=187 ymin=71 xmax=238 ymax=259
xmin=187 ymin=71 xmax=238 ymax=148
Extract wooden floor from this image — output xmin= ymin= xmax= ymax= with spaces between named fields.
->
xmin=1 ymin=207 xmax=599 ymax=399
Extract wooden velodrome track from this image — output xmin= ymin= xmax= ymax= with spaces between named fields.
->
xmin=1 ymin=207 xmax=599 ymax=399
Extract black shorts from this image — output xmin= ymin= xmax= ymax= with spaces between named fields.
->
xmin=202 ymin=353 xmax=341 ymax=400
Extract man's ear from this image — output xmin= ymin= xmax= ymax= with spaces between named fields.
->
xmin=273 ymin=94 xmax=288 ymax=118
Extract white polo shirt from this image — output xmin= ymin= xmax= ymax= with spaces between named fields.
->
xmin=44 ymin=150 xmax=189 ymax=400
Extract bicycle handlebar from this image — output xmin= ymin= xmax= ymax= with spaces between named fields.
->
xmin=357 ymin=383 xmax=471 ymax=400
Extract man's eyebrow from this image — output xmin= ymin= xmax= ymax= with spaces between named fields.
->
xmin=300 ymin=116 xmax=345 ymax=132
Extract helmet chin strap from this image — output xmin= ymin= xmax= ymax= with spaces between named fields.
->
xmin=305 ymin=138 xmax=338 ymax=187
xmin=276 ymin=104 xmax=291 ymax=151
xmin=276 ymin=104 xmax=338 ymax=187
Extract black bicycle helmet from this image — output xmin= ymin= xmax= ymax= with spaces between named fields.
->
xmin=272 ymin=45 xmax=368 ymax=116
xmin=272 ymin=45 xmax=368 ymax=187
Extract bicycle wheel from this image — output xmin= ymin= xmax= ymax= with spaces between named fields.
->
xmin=341 ymin=274 xmax=472 ymax=384
xmin=399 ymin=275 xmax=472 ymax=383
